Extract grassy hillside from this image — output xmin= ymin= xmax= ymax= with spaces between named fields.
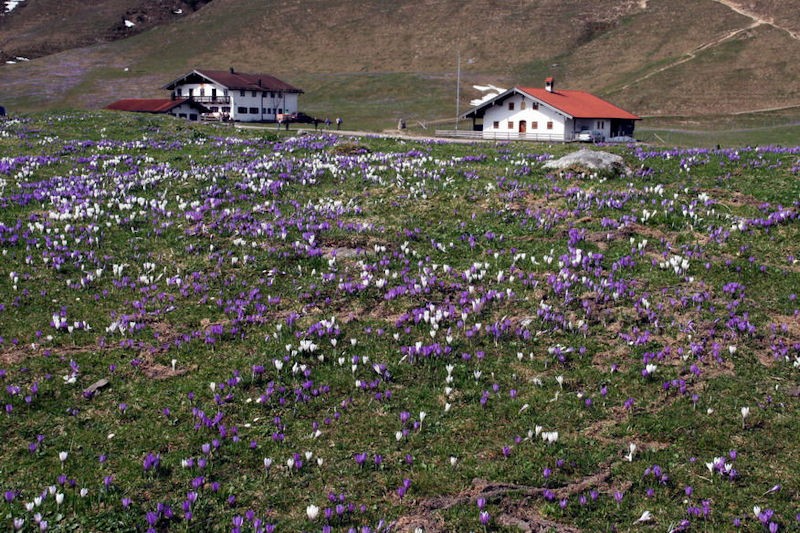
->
xmin=1 ymin=110 xmax=799 ymax=532
xmin=0 ymin=0 xmax=211 ymax=61
xmin=2 ymin=0 xmax=800 ymax=135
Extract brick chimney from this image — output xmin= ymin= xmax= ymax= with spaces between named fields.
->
xmin=545 ymin=77 xmax=555 ymax=92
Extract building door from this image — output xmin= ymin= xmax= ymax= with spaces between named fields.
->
xmin=518 ymin=120 xmax=527 ymax=133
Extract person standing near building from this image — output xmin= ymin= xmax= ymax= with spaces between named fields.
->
xmin=336 ymin=117 xmax=342 ymax=130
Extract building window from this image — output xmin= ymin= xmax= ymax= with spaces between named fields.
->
xmin=547 ymin=121 xmax=553 ymax=130
xmin=211 ymin=106 xmax=219 ymax=112
xmin=520 ymin=101 xmax=526 ymax=110
xmin=508 ymin=102 xmax=514 ymax=111
xmin=532 ymin=102 xmax=539 ymax=110
xmin=176 ymin=88 xmax=182 ymax=96
xmin=532 ymin=121 xmax=538 ymax=129
xmin=222 ymin=107 xmax=230 ymax=113
xmin=507 ymin=121 xmax=514 ymax=129
xmin=278 ymin=108 xmax=283 ymax=114
xmin=270 ymin=92 xmax=275 ymax=98
xmin=249 ymin=107 xmax=259 ymax=114
xmin=493 ymin=121 xmax=499 ymax=129
xmin=239 ymin=90 xmax=245 ymax=97
xmin=237 ymin=106 xmax=247 ymax=114
xmin=262 ymin=108 xmax=267 ymax=114
xmin=597 ymin=120 xmax=605 ymax=129
xmin=188 ymin=88 xmax=194 ymax=97
xmin=200 ymin=88 xmax=205 ymax=96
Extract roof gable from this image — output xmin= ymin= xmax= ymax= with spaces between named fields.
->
xmin=518 ymin=87 xmax=639 ymax=120
xmin=463 ymin=86 xmax=638 ymax=121
xmin=105 ymin=99 xmax=208 ymax=113
xmin=163 ymin=69 xmax=303 ymax=93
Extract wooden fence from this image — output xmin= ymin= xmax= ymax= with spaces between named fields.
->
xmin=434 ymin=130 xmax=575 ymax=142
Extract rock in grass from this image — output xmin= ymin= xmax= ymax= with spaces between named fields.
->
xmin=83 ymin=378 xmax=109 ymax=398
xmin=543 ymin=149 xmax=629 ymax=176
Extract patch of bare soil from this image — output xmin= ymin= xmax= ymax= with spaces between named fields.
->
xmin=0 ymin=346 xmax=30 ymax=366
xmin=392 ymin=513 xmax=447 ymax=533
xmin=140 ymin=360 xmax=195 ymax=380
xmin=1 ymin=342 xmax=99 ymax=365
xmin=618 ymin=222 xmax=671 ymax=245
xmin=581 ymin=405 xmax=671 ymax=453
xmin=393 ymin=469 xmax=618 ymax=532
xmin=708 ymin=188 xmax=764 ymax=207
xmin=768 ymin=312 xmax=800 ymax=338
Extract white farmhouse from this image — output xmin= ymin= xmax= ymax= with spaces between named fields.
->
xmin=462 ymin=77 xmax=639 ymax=142
xmin=163 ymin=68 xmax=303 ymax=122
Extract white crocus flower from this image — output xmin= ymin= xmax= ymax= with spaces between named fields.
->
xmin=626 ymin=443 xmax=637 ymax=462
xmin=306 ymin=504 xmax=319 ymax=520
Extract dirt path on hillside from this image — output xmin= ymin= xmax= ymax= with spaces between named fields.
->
xmin=713 ymin=0 xmax=800 ymax=41
xmin=619 ymin=0 xmax=800 ymax=93
xmin=618 ymin=21 xmax=761 ymax=90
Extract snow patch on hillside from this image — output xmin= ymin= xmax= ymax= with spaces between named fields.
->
xmin=470 ymin=84 xmax=505 ymax=106
xmin=4 ymin=0 xmax=25 ymax=13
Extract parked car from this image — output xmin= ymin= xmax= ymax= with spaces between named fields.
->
xmin=278 ymin=112 xmax=317 ymax=124
xmin=577 ymin=129 xmax=604 ymax=142
xmin=201 ymin=111 xmax=229 ymax=121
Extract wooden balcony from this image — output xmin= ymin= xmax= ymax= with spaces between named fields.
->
xmin=188 ymin=95 xmax=231 ymax=104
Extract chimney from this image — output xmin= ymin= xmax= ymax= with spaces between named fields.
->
xmin=229 ymin=67 xmax=235 ymax=74
xmin=545 ymin=77 xmax=554 ymax=92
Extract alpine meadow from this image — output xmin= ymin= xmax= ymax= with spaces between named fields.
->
xmin=1 ymin=112 xmax=798 ymax=531
xmin=2 ymin=0 xmax=800 ymax=531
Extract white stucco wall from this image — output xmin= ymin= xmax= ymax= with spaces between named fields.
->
xmin=173 ymin=82 xmax=299 ymax=122
xmin=169 ymin=102 xmax=203 ymax=120
xmin=480 ymin=93 xmax=569 ymax=141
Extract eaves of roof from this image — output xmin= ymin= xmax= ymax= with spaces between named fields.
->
xmin=462 ymin=87 xmax=639 ymax=121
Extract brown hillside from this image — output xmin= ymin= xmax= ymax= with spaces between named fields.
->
xmin=1 ymin=0 xmax=800 ymax=123
xmin=0 ymin=0 xmax=212 ymax=62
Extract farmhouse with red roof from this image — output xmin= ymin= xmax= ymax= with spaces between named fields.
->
xmin=162 ymin=68 xmax=303 ymax=123
xmin=462 ymin=77 xmax=639 ymax=142
xmin=105 ymin=98 xmax=210 ymax=120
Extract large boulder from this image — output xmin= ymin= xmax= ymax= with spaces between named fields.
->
xmin=543 ymin=149 xmax=629 ymax=176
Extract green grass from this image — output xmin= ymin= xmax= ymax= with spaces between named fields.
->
xmin=0 ymin=111 xmax=798 ymax=531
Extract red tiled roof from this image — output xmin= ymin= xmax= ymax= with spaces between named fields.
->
xmin=105 ymin=98 xmax=191 ymax=113
xmin=163 ymin=69 xmax=303 ymax=93
xmin=517 ymin=87 xmax=640 ymax=120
